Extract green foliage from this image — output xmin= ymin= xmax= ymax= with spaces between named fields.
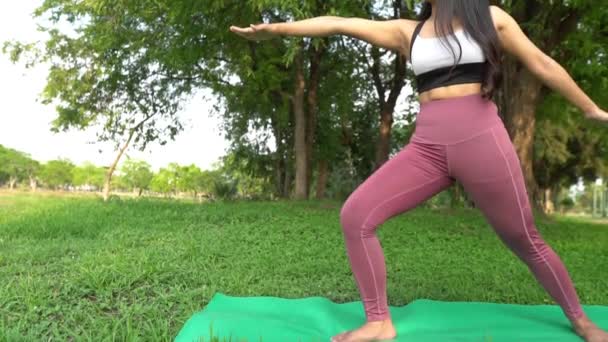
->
xmin=490 ymin=0 xmax=608 ymax=204
xmin=120 ymin=158 xmax=154 ymax=194
xmin=5 ymin=0 xmax=193 ymax=155
xmin=324 ymin=163 xmax=363 ymax=201
xmin=0 ymin=145 xmax=39 ymax=187
xmin=72 ymin=162 xmax=106 ymax=189
xmin=150 ymin=165 xmax=179 ymax=196
xmin=211 ymin=176 xmax=239 ymax=201
xmin=2 ymin=0 xmax=607 ymax=202
xmin=424 ymin=189 xmax=453 ymax=209
xmin=111 ymin=174 xmax=129 ymax=192
xmin=39 ymin=159 xmax=76 ymax=190
xmin=216 ymin=151 xmax=274 ymax=200
xmin=175 ymin=164 xmax=205 ymax=196
xmin=560 ymin=197 xmax=575 ymax=211
xmin=572 ymin=181 xmax=599 ymax=212
xmin=535 ymin=92 xmax=608 ymax=190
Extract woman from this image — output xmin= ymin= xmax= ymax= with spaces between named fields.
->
xmin=230 ymin=1 xmax=608 ymax=341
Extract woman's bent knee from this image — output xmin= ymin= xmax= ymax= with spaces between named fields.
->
xmin=340 ymin=198 xmax=371 ymax=239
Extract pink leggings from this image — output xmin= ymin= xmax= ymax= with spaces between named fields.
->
xmin=339 ymin=94 xmax=587 ymax=323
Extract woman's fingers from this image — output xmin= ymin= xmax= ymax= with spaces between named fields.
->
xmin=229 ymin=26 xmax=255 ymax=40
xmin=585 ymin=108 xmax=608 ymax=122
xmin=230 ymin=26 xmax=252 ymax=33
xmin=230 ymin=24 xmax=271 ymax=41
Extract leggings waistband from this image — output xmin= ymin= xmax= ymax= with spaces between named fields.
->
xmin=412 ymin=93 xmax=504 ymax=145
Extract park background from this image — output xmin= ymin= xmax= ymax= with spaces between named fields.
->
xmin=1 ymin=0 xmax=607 ymax=340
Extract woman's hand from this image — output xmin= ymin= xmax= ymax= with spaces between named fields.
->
xmin=585 ymin=107 xmax=608 ymax=123
xmin=229 ymin=24 xmax=276 ymax=41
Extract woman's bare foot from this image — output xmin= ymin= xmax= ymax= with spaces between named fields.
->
xmin=572 ymin=316 xmax=608 ymax=342
xmin=331 ymin=319 xmax=397 ymax=342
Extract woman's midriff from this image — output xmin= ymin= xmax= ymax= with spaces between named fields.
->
xmin=418 ymin=83 xmax=483 ymax=104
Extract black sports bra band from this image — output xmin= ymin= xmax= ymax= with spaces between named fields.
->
xmin=415 ymin=62 xmax=486 ymax=93
xmin=409 ymin=20 xmax=426 ymax=60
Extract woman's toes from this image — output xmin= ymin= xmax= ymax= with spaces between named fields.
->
xmin=331 ymin=331 xmax=349 ymax=342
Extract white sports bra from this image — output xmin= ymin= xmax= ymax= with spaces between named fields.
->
xmin=411 ymin=29 xmax=486 ymax=75
xmin=409 ymin=20 xmax=487 ymax=93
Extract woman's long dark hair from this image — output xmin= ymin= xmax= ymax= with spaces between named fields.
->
xmin=418 ymin=0 xmax=503 ymax=99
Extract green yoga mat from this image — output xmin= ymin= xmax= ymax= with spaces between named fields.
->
xmin=175 ymin=292 xmax=608 ymax=342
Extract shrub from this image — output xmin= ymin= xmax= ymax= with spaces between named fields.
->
xmin=212 ymin=177 xmax=239 ymax=200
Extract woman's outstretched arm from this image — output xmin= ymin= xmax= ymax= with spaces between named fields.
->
xmin=230 ymin=16 xmax=413 ymax=56
xmin=490 ymin=5 xmax=607 ymax=122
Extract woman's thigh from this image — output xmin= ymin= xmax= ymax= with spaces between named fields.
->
xmin=341 ymin=140 xmax=455 ymax=234
xmin=447 ymin=122 xmax=535 ymax=245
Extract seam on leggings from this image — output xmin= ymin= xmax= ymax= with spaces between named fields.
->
xmin=360 ymin=175 xmax=445 ymax=318
xmin=445 ymin=122 xmax=504 ymax=146
xmin=359 ymin=234 xmax=381 ymax=319
xmin=490 ymin=126 xmax=574 ymax=315
xmin=414 ymin=122 xmax=502 ymax=146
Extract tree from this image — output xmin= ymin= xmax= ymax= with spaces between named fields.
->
xmin=159 ymin=0 xmax=382 ymax=200
xmin=491 ymin=0 xmax=608 ymax=213
xmin=0 ymin=145 xmax=38 ymax=190
xmin=72 ymin=162 xmax=106 ymax=191
xmin=25 ymin=159 xmax=41 ymax=192
xmin=121 ymin=158 xmax=154 ymax=196
xmin=5 ymin=0 xmax=605 ymax=206
xmin=366 ymin=0 xmax=415 ymax=170
xmin=533 ymin=92 xmax=608 ymax=213
xmin=176 ymin=164 xmax=209 ymax=199
xmin=39 ymin=159 xmax=75 ymax=190
xmin=4 ymin=0 xmax=192 ymax=201
xmin=217 ymin=151 xmax=274 ymax=200
xmin=150 ymin=163 xmax=180 ymax=197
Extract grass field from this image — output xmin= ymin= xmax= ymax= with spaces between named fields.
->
xmin=1 ymin=191 xmax=607 ymax=341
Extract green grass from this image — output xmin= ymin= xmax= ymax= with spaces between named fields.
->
xmin=0 ymin=191 xmax=607 ymax=341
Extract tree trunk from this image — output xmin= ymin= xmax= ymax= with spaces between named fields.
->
xmin=101 ymin=111 xmax=156 ymax=201
xmin=273 ymin=121 xmax=285 ymax=199
xmin=315 ymin=159 xmax=329 ymax=200
xmin=269 ymin=96 xmax=291 ymax=199
xmin=551 ymin=184 xmax=561 ymax=213
xmin=501 ymin=65 xmax=544 ymax=214
xmin=8 ymin=177 xmax=17 ymax=190
xmin=283 ymin=163 xmax=292 ymax=199
xmin=375 ymin=106 xmax=394 ymax=169
xmin=103 ymin=130 xmax=136 ymax=201
xmin=543 ymin=187 xmax=555 ymax=214
xmin=276 ymin=154 xmax=288 ymax=199
xmin=283 ymin=106 xmax=294 ymax=199
xmin=267 ymin=84 xmax=292 ymax=200
xmin=369 ymin=1 xmax=408 ymax=170
xmin=29 ymin=175 xmax=37 ymax=192
xmin=370 ymin=47 xmax=407 ymax=170
xmin=293 ymin=44 xmax=308 ymax=200
xmin=305 ymin=41 xmax=325 ymax=199
xmin=250 ymin=39 xmax=291 ymax=200
xmin=494 ymin=3 xmax=580 ymax=217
